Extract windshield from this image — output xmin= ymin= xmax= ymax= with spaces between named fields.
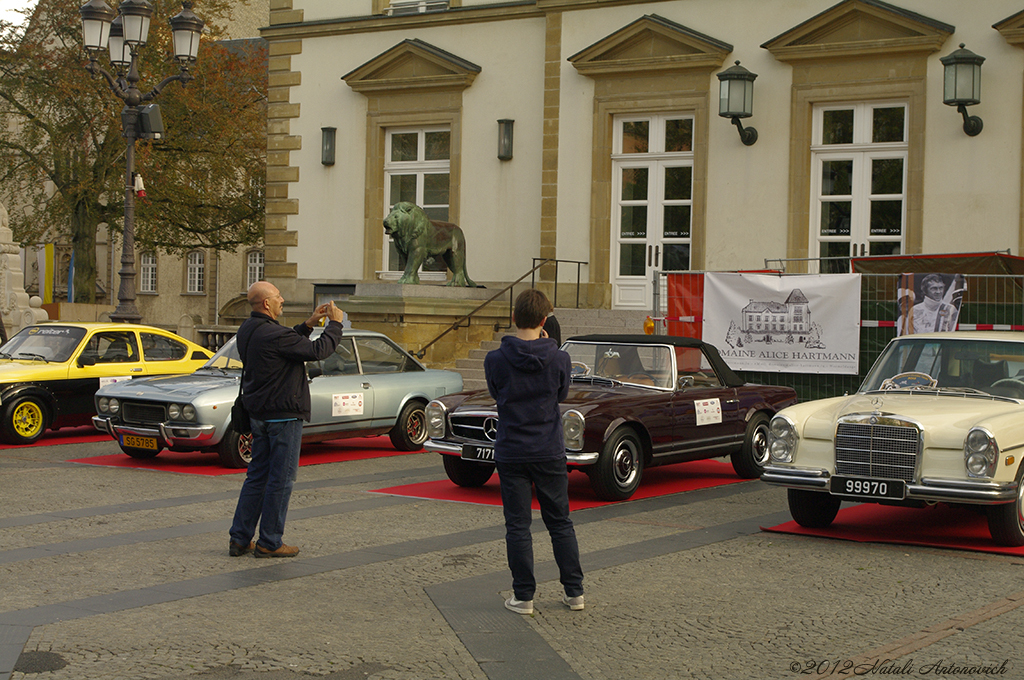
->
xmin=203 ymin=337 xmax=242 ymax=370
xmin=1 ymin=325 xmax=87 ymax=362
xmin=861 ymin=337 xmax=1024 ymax=396
xmin=562 ymin=341 xmax=674 ymax=388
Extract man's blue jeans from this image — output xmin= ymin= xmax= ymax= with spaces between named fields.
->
xmin=496 ymin=458 xmax=584 ymax=601
xmin=229 ymin=418 xmax=302 ymax=551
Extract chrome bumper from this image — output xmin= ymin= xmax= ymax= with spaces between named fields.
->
xmin=93 ymin=416 xmax=217 ymax=449
xmin=424 ymin=439 xmax=600 ymax=465
xmin=762 ymin=464 xmax=1019 ymax=504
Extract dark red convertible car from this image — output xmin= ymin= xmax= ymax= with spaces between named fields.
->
xmin=424 ymin=334 xmax=798 ymax=500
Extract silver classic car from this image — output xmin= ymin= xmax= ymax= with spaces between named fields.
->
xmin=762 ymin=331 xmax=1024 ymax=546
xmin=92 ymin=328 xmax=463 ymax=467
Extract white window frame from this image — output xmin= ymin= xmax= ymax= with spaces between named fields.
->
xmin=381 ymin=126 xmax=450 ymax=281
xmin=809 ymin=101 xmax=908 ymax=272
xmin=610 ymin=113 xmax=694 ymax=309
xmin=186 ymin=251 xmax=205 ymax=294
xmin=246 ymin=250 xmax=264 ymax=289
xmin=139 ymin=252 xmax=157 ymax=294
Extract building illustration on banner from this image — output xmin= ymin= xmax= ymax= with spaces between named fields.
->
xmin=725 ymin=289 xmax=825 ymax=350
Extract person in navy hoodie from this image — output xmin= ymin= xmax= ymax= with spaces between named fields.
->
xmin=485 ymin=288 xmax=584 ymax=614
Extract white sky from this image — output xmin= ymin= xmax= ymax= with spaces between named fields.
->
xmin=1 ymin=0 xmax=35 ymax=26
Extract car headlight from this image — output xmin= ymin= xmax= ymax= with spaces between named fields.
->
xmin=108 ymin=398 xmax=119 ymax=414
xmin=768 ymin=414 xmax=797 ymax=463
xmin=562 ymin=410 xmax=584 ymax=451
xmin=182 ymin=405 xmax=196 ymax=421
xmin=97 ymin=397 xmax=108 ymax=413
xmin=425 ymin=400 xmax=447 ymax=439
xmin=168 ymin=404 xmax=181 ymax=420
xmin=964 ymin=427 xmax=999 ymax=478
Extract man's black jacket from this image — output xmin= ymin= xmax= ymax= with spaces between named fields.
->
xmin=236 ymin=311 xmax=344 ymax=421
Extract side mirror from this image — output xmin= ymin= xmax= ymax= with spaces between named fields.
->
xmin=677 ymin=375 xmax=694 ymax=390
xmin=78 ymin=356 xmax=96 ymax=367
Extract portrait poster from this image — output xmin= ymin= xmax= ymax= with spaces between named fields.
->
xmin=896 ymin=273 xmax=966 ymax=336
xmin=701 ymin=272 xmax=861 ymax=374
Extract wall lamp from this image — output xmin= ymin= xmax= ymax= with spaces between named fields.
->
xmin=497 ymin=119 xmax=514 ymax=160
xmin=717 ymin=61 xmax=758 ymax=146
xmin=321 ymin=126 xmax=336 ymax=165
xmin=941 ymin=43 xmax=985 ymax=136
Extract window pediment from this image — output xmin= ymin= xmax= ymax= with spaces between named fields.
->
xmin=762 ymin=0 xmax=953 ymax=62
xmin=344 ymin=38 xmax=480 ymax=94
xmin=995 ymin=10 xmax=1024 ymax=48
xmin=569 ymin=14 xmax=731 ymax=77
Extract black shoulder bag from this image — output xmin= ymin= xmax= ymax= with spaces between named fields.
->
xmin=231 ymin=332 xmax=252 ymax=435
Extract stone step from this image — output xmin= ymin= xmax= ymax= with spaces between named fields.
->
xmin=462 ymin=378 xmax=487 ymax=392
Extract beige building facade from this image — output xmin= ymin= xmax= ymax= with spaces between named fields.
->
xmin=259 ymin=0 xmax=1024 ymax=312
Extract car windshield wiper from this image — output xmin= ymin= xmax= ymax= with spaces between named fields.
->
xmin=14 ymin=352 xmax=48 ymax=362
xmin=571 ymin=375 xmax=620 ymax=386
xmin=0 ymin=352 xmax=11 ymax=359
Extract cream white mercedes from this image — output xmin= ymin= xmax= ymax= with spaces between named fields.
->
xmin=762 ymin=331 xmax=1024 ymax=546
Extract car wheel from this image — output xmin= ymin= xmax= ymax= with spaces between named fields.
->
xmin=118 ymin=444 xmax=162 ymax=459
xmin=389 ymin=401 xmax=428 ymax=451
xmin=730 ymin=412 xmax=771 ymax=479
xmin=218 ymin=426 xmax=253 ymax=469
xmin=590 ymin=427 xmax=644 ymax=501
xmin=442 ymin=454 xmax=494 ymax=487
xmin=987 ymin=466 xmax=1024 ymax=546
xmin=2 ymin=396 xmax=48 ymax=445
xmin=787 ymin=489 xmax=842 ymax=528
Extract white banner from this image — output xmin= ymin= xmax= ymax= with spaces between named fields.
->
xmin=701 ymin=273 xmax=862 ymax=374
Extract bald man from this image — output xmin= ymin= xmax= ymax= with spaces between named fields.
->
xmin=228 ymin=281 xmax=344 ymax=558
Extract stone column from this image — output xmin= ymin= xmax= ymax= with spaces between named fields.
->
xmin=0 ymin=201 xmax=48 ymax=336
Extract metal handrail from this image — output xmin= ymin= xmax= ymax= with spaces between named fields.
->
xmin=414 ymin=258 xmax=587 ymax=358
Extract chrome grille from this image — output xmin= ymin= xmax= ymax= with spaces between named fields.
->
xmin=122 ymin=402 xmax=166 ymax=425
xmin=450 ymin=413 xmax=496 ymax=443
xmin=835 ymin=422 xmax=919 ymax=482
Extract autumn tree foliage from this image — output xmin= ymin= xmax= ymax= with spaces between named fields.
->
xmin=0 ymin=0 xmax=266 ymax=302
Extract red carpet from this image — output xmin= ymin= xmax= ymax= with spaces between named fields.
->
xmin=0 ymin=425 xmax=108 ymax=449
xmin=763 ymin=503 xmax=1024 ymax=556
xmin=67 ymin=436 xmax=414 ymax=476
xmin=371 ymin=459 xmax=748 ymax=511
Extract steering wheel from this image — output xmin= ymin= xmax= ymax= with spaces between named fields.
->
xmin=990 ymin=378 xmax=1024 ymax=399
xmin=570 ymin=361 xmax=591 ymax=376
xmin=623 ymin=373 xmax=656 ymax=386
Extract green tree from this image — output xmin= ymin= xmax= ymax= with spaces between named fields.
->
xmin=0 ymin=0 xmax=266 ymax=303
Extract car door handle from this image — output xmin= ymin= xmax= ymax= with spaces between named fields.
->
xmin=362 ymin=382 xmax=371 ymax=389
xmin=130 ymin=368 xmax=143 ymax=372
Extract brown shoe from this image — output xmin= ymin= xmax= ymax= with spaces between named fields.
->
xmin=229 ymin=540 xmax=256 ymax=557
xmin=254 ymin=543 xmax=300 ymax=558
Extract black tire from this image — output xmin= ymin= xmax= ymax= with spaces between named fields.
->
xmin=442 ymin=454 xmax=494 ymax=487
xmin=389 ymin=401 xmax=428 ymax=451
xmin=2 ymin=395 xmax=49 ymax=445
xmin=590 ymin=427 xmax=645 ymax=501
xmin=218 ymin=426 xmax=253 ymax=468
xmin=119 ymin=444 xmax=161 ymax=459
xmin=987 ymin=466 xmax=1024 ymax=546
xmin=731 ymin=412 xmax=771 ymax=479
xmin=787 ymin=489 xmax=842 ymax=529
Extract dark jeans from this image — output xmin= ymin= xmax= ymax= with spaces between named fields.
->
xmin=229 ymin=418 xmax=302 ymax=551
xmin=496 ymin=458 xmax=584 ymax=601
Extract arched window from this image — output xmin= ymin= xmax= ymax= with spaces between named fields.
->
xmin=186 ymin=251 xmax=205 ymax=293
xmin=139 ymin=252 xmax=157 ymax=293
xmin=246 ymin=250 xmax=264 ymax=289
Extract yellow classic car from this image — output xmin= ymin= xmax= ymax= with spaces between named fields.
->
xmin=762 ymin=331 xmax=1024 ymax=546
xmin=0 ymin=322 xmax=212 ymax=444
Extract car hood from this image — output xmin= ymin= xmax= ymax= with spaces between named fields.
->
xmin=0 ymin=360 xmax=69 ymax=382
xmin=97 ymin=371 xmax=238 ymax=400
xmin=790 ymin=391 xmax=1024 ymax=449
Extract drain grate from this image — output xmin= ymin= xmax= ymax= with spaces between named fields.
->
xmin=14 ymin=651 xmax=67 ymax=674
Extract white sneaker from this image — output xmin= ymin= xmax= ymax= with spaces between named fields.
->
xmin=562 ymin=594 xmax=585 ymax=611
xmin=504 ymin=596 xmax=534 ymax=615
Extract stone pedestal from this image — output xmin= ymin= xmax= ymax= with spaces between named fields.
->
xmin=345 ymin=283 xmax=510 ymax=368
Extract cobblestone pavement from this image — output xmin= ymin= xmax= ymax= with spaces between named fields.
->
xmin=2 ymin=438 xmax=1024 ymax=679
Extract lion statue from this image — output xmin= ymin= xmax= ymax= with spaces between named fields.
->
xmin=383 ymin=202 xmax=477 ymax=287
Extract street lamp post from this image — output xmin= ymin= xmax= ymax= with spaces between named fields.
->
xmin=78 ymin=0 xmax=203 ymax=323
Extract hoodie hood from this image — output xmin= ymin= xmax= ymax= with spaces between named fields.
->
xmin=498 ymin=335 xmax=559 ymax=373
